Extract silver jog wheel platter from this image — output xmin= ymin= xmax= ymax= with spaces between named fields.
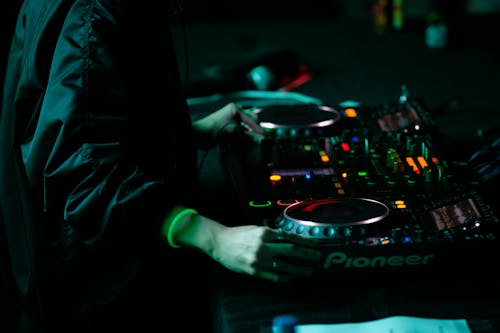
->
xmin=272 ymin=197 xmax=390 ymax=242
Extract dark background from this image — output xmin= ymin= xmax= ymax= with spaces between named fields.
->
xmin=170 ymin=0 xmax=500 ymax=159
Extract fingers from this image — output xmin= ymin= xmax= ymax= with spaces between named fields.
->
xmin=264 ymin=227 xmax=320 ymax=249
xmin=255 ymin=256 xmax=317 ymax=283
xmin=214 ymin=104 xmax=267 ymax=145
xmin=270 ymin=258 xmax=315 ymax=277
xmin=263 ymin=242 xmax=322 ymax=276
xmin=272 ymin=242 xmax=322 ymax=262
xmin=242 ymin=128 xmax=266 ymax=144
xmin=253 ymin=228 xmax=322 ymax=283
xmin=217 ymin=225 xmax=321 ymax=283
xmin=237 ymin=108 xmax=266 ymax=137
xmin=257 ymin=271 xmax=290 ymax=283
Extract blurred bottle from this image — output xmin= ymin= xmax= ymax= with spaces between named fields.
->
xmin=372 ymin=0 xmax=390 ymax=34
xmin=372 ymin=0 xmax=405 ymax=34
xmin=426 ymin=0 xmax=467 ymax=51
xmin=392 ymin=0 xmax=404 ymax=31
xmin=425 ymin=10 xmax=448 ymax=49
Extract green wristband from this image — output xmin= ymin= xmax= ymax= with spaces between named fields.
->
xmin=165 ymin=208 xmax=198 ymax=248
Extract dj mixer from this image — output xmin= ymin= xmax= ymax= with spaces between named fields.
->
xmin=220 ymin=94 xmax=500 ymax=279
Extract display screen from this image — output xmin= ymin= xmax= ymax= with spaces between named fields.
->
xmin=429 ymin=198 xmax=482 ymax=231
xmin=377 ymin=107 xmax=421 ymax=132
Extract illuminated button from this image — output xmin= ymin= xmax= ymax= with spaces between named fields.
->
xmin=310 ymin=226 xmax=321 ymax=236
xmin=276 ymin=199 xmax=299 ymax=206
xmin=296 ymin=225 xmax=305 ymax=234
xmin=406 ymin=157 xmax=419 ymax=172
xmin=285 ymin=221 xmax=294 ymax=231
xmin=325 ymin=227 xmax=335 ymax=237
xmin=345 ymin=108 xmax=357 ymax=118
xmin=248 ymin=200 xmax=272 ymax=207
xmin=269 ymin=174 xmax=281 ymax=182
xmin=417 ymin=156 xmax=429 ymax=169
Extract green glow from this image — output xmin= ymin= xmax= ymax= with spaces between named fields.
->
xmin=249 ymin=200 xmax=272 ymax=208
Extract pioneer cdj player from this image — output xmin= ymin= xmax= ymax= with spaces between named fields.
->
xmin=220 ymin=93 xmax=500 ymax=279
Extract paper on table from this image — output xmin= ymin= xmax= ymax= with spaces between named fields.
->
xmin=295 ymin=316 xmax=471 ymax=333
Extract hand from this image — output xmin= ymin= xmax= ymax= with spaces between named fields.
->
xmin=193 ymin=102 xmax=266 ymax=148
xmin=209 ymin=224 xmax=322 ymax=282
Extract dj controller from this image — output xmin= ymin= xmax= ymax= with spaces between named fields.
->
xmin=220 ymin=94 xmax=500 ymax=279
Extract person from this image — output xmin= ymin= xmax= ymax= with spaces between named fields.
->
xmin=0 ymin=1 xmax=322 ymax=332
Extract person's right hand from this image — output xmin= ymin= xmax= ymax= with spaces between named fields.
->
xmin=192 ymin=102 xmax=266 ymax=149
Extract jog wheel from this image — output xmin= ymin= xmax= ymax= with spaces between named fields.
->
xmin=271 ymin=197 xmax=390 ymax=242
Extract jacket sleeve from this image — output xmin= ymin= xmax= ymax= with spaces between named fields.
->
xmin=25 ymin=1 xmax=197 ymax=259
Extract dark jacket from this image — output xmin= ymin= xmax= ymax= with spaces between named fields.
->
xmin=0 ymin=0 xmax=198 ymax=330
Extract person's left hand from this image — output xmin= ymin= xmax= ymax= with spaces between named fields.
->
xmin=193 ymin=102 xmax=266 ymax=148
xmin=208 ymin=223 xmax=323 ymax=283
